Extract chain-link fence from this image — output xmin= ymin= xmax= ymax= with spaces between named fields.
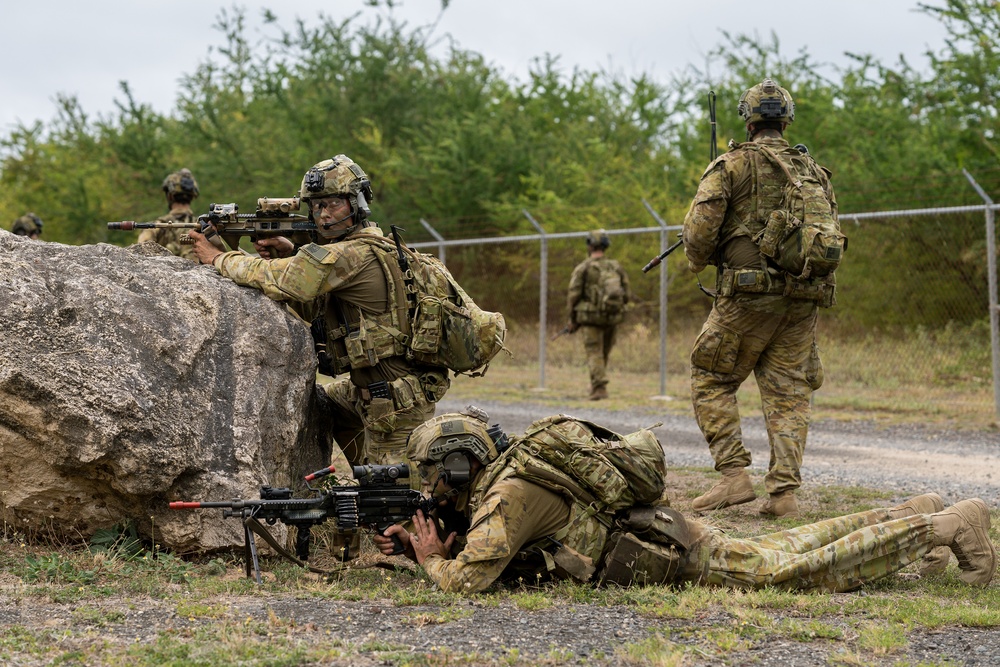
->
xmin=402 ymin=184 xmax=1000 ymax=427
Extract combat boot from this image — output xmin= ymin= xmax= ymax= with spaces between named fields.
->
xmin=691 ymin=468 xmax=756 ymax=512
xmin=759 ymin=490 xmax=799 ymax=518
xmin=589 ymin=385 xmax=608 ymax=401
xmin=889 ymin=493 xmax=950 ymax=575
xmin=931 ymin=498 xmax=996 ymax=586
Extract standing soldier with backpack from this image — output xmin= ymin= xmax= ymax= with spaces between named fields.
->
xmin=683 ymin=79 xmax=847 ymax=518
xmin=566 ymin=230 xmax=631 ymax=400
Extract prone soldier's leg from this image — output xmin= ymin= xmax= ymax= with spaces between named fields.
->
xmin=687 ymin=514 xmax=934 ymax=592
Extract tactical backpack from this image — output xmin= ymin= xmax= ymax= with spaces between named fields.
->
xmin=512 ymin=415 xmax=666 ymax=510
xmin=574 ymin=259 xmax=626 ymax=326
xmin=474 ymin=415 xmax=692 ymax=587
xmin=357 ymin=235 xmax=508 ymax=377
xmin=753 ymin=145 xmax=846 ymax=280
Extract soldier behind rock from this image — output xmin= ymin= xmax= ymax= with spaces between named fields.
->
xmin=11 ymin=213 xmax=43 ymax=239
xmin=682 ymin=79 xmax=839 ymax=518
xmin=138 ymin=169 xmax=210 ymax=260
xmin=187 ymin=155 xmax=451 ymax=472
xmin=374 ymin=409 xmax=995 ymax=594
xmin=565 ymin=230 xmax=631 ymax=400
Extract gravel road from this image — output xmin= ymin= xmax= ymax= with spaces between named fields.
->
xmin=436 ymin=397 xmax=1000 ymax=507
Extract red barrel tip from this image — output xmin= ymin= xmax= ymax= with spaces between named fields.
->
xmin=169 ymin=501 xmax=200 ymax=509
xmin=304 ymin=465 xmax=336 ymax=481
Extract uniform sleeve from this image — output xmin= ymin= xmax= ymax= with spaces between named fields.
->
xmin=566 ymin=262 xmax=586 ymax=321
xmin=213 ymin=252 xmax=307 ymax=301
xmin=421 ymin=479 xmax=570 ymax=593
xmin=213 ymin=242 xmax=369 ymax=303
xmin=682 ymin=161 xmax=731 ymax=269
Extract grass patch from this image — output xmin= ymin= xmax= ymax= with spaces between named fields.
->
xmin=466 ymin=321 xmax=998 ymax=430
xmin=0 ymin=470 xmax=997 ymax=666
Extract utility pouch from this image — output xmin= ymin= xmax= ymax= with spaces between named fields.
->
xmin=758 ymin=210 xmax=798 ymax=264
xmin=344 ymin=319 xmax=377 ymax=368
xmin=596 ymin=531 xmax=682 ymax=587
xmin=783 ymin=278 xmax=837 ymax=308
xmin=364 ymin=397 xmax=396 ymax=435
xmin=618 ymin=506 xmax=692 ymax=549
xmin=410 ymin=296 xmax=444 ymax=355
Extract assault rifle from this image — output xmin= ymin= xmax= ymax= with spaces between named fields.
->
xmin=170 ymin=463 xmax=434 ymax=583
xmin=108 ymin=197 xmax=316 ymax=252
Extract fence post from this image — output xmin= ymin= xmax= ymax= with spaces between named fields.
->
xmin=523 ymin=209 xmax=548 ymax=390
xmin=963 ymin=170 xmax=1000 ymax=421
xmin=642 ymin=199 xmax=672 ymax=398
xmin=418 ymin=219 xmax=446 ymax=265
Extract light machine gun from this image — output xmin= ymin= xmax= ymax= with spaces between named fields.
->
xmin=170 ymin=463 xmax=434 ymax=583
xmin=108 ymin=197 xmax=316 ymax=252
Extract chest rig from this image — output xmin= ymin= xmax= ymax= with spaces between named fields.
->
xmin=318 ymin=243 xmax=410 ymax=375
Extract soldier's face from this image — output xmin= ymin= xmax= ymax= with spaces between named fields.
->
xmin=311 ymin=196 xmax=353 ymax=238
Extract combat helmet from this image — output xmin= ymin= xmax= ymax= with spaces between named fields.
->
xmin=407 ymin=406 xmax=510 ymax=490
xmin=162 ymin=168 xmax=200 ymax=203
xmin=11 ymin=213 xmax=43 ymax=237
xmin=298 ymin=154 xmax=374 ymax=237
xmin=737 ymin=78 xmax=795 ymax=126
xmin=586 ymin=229 xmax=610 ymax=250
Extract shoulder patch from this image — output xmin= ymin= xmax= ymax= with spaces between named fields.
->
xmin=299 ymin=243 xmax=332 ymax=263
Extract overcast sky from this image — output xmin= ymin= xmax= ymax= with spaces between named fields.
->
xmin=2 ymin=1 xmax=948 ymax=133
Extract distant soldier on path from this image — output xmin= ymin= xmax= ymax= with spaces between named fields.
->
xmin=565 ymin=230 xmax=631 ymax=400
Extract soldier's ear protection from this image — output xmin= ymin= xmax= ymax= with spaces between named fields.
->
xmin=440 ymin=450 xmax=472 ymax=487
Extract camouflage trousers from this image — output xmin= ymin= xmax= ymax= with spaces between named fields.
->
xmin=323 ymin=373 xmax=439 ymax=474
xmin=690 ymin=296 xmax=822 ymax=495
xmin=580 ymin=324 xmax=617 ymax=390
xmin=679 ymin=507 xmax=934 ymax=592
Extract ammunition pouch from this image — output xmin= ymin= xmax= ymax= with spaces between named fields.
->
xmin=717 ymin=267 xmax=836 ymax=308
xmin=595 ymin=505 xmax=690 ymax=587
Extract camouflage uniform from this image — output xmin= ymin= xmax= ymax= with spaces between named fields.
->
xmin=137 ymin=206 xmax=198 ymax=261
xmin=567 ymin=255 xmax=630 ymax=397
xmin=423 ymin=469 xmax=944 ymax=594
xmin=682 ymin=133 xmax=836 ymax=497
xmin=211 ymin=225 xmax=450 ymax=468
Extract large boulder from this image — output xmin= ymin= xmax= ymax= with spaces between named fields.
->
xmin=0 ymin=232 xmax=333 ymax=552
